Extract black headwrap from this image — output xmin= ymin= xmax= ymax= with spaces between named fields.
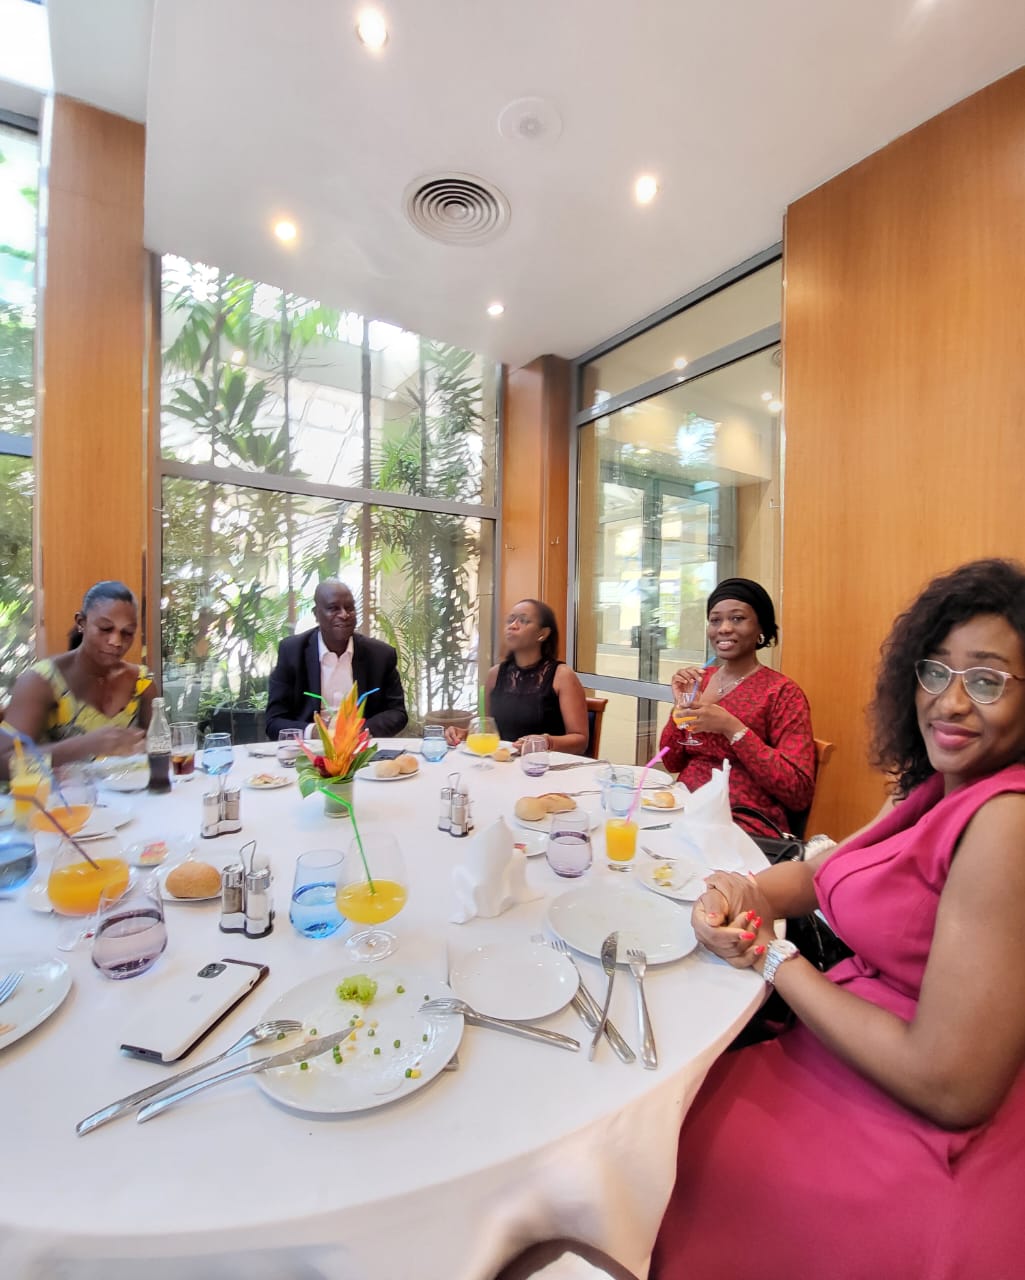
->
xmin=706 ymin=577 xmax=778 ymax=648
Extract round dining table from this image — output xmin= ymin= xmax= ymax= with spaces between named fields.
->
xmin=0 ymin=742 xmax=768 ymax=1280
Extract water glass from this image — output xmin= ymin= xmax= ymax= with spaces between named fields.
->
xmin=604 ymin=783 xmax=637 ymax=871
xmin=520 ymin=735 xmax=549 ymax=778
xmin=290 ymin=849 xmax=346 ymax=939
xmin=91 ymin=876 xmax=167 ymax=979
xmin=546 ymin=810 xmax=593 ymax=878
xmin=0 ymin=831 xmax=36 ymax=890
xmin=171 ymin=721 xmax=198 ymax=781
xmin=201 ymin=733 xmax=234 ymax=784
xmin=598 ymin=765 xmax=635 ymax=811
xmin=277 ymin=728 xmax=304 ymax=768
xmin=422 ymin=725 xmax=448 ymax=763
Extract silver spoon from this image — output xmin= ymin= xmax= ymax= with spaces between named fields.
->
xmin=76 ymin=1018 xmax=303 ymax=1135
xmin=421 ymin=998 xmax=580 ymax=1052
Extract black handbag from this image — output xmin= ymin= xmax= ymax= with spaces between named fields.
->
xmin=731 ymin=805 xmax=854 ymax=975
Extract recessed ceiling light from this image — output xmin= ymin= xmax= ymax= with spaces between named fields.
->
xmin=273 ymin=218 xmax=298 ymax=244
xmin=486 ymin=301 xmax=505 ymax=317
xmin=634 ymin=174 xmax=659 ymax=205
xmin=768 ymin=399 xmax=784 ymax=414
xmin=356 ymin=8 xmax=388 ymax=50
xmin=673 ymin=356 xmax=688 ymax=371
xmin=760 ymin=390 xmax=774 ymax=402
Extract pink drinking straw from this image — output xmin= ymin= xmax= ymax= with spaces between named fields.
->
xmin=626 ymin=746 xmax=670 ymax=824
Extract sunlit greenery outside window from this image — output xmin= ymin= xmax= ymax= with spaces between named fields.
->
xmin=159 ymin=257 xmax=499 ymax=734
xmin=0 ymin=120 xmax=38 ymax=698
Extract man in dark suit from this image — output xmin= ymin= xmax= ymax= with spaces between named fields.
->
xmin=265 ymin=580 xmax=408 ymax=740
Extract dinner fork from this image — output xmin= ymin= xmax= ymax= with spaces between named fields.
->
xmin=532 ymin=934 xmax=635 ymax=1063
xmin=626 ymin=948 xmax=657 ymax=1070
xmin=0 ymin=971 xmax=23 ymax=1006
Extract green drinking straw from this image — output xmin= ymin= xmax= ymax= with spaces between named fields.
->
xmin=478 ymin=683 xmax=486 ymax=723
xmin=315 ymin=785 xmax=376 ymax=894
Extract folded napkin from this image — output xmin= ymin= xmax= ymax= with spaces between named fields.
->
xmin=674 ymin=761 xmax=764 ymax=873
xmin=450 ymin=818 xmax=542 ymax=923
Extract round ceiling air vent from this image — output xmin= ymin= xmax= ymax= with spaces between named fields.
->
xmin=404 ymin=173 xmax=511 ymax=246
xmin=497 ymin=97 xmax=563 ymax=144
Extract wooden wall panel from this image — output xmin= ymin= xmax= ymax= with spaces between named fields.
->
xmin=501 ymin=356 xmax=571 ymax=655
xmin=782 ymin=67 xmax=1025 ymax=837
xmin=38 ymin=97 xmax=149 ymax=658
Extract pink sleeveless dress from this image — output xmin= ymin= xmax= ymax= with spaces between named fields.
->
xmin=651 ymin=764 xmax=1025 ymax=1280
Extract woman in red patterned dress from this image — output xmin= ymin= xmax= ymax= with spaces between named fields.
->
xmin=659 ymin=578 xmax=815 ymax=836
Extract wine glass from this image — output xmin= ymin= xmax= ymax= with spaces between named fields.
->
xmin=465 ymin=715 xmax=500 ymax=770
xmin=520 ymin=735 xmax=549 ymax=778
xmin=335 ymin=833 xmax=408 ymax=960
xmin=47 ymin=836 xmax=131 ymax=952
xmin=30 ymin=764 xmax=97 ymax=837
xmin=201 ymin=732 xmax=234 ymax=795
xmin=672 ymin=686 xmax=702 ymax=748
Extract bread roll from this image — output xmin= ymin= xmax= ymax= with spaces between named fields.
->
xmin=514 ymin=795 xmax=550 ymax=822
xmin=541 ymin=792 xmax=575 ymax=814
xmin=649 ymin=789 xmax=676 ymax=809
xmin=492 ymin=747 xmax=512 ymax=763
xmin=375 ymin=758 xmax=401 ymax=778
xmin=164 ymin=860 xmax=220 ymax=899
xmin=396 ymin=753 xmax=419 ymax=775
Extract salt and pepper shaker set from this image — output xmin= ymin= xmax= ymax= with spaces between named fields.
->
xmin=438 ymin=772 xmax=474 ymax=837
xmin=201 ymin=786 xmax=243 ymax=839
xmin=220 ymin=839 xmax=274 ymax=938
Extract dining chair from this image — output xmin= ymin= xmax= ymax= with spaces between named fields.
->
xmin=491 ymin=1240 xmax=639 ymax=1280
xmin=584 ymin=696 xmax=608 ymax=759
xmin=784 ymin=736 xmax=835 ymax=839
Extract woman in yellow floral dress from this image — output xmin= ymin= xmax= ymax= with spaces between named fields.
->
xmin=1 ymin=581 xmax=154 ymax=777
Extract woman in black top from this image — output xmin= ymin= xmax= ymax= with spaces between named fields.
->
xmin=445 ymin=599 xmax=590 ymax=755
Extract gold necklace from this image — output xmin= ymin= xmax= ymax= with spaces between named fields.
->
xmin=716 ymin=668 xmax=754 ymax=698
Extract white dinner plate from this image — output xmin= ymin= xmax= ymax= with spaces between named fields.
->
xmin=156 ymin=863 xmax=221 ymax=903
xmin=547 ymin=882 xmax=697 ymax=965
xmin=244 ymin=772 xmax=293 ymax=790
xmin=91 ymin=755 xmax=150 ymax=793
xmin=0 ymin=955 xmax=72 ymax=1052
xmin=513 ymin=805 xmax=601 ymax=833
xmin=355 ymin=762 xmax=420 ymax=782
xmin=636 ymin=855 xmax=707 ymax=903
xmin=639 ymin=786 xmax=686 ymax=814
xmin=252 ymin=966 xmax=463 ymax=1115
xmin=511 ymin=831 xmax=548 ymax=858
xmin=78 ymin=803 xmax=133 ymax=839
xmin=450 ymin=942 xmax=578 ymax=1020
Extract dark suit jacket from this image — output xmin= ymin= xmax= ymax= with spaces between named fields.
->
xmin=265 ymin=629 xmax=408 ymax=740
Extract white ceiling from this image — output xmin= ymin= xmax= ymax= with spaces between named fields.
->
xmin=40 ymin=0 xmax=1025 ymax=368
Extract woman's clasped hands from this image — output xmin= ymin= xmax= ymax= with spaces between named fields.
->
xmin=693 ymin=872 xmax=775 ymax=969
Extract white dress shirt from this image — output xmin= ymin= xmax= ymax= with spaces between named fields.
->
xmin=318 ymin=632 xmax=354 ymax=708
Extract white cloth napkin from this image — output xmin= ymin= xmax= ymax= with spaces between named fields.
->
xmin=674 ymin=761 xmax=763 ymax=872
xmin=450 ymin=818 xmax=542 ymax=923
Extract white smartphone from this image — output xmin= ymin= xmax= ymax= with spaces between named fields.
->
xmin=119 ymin=958 xmax=269 ymax=1063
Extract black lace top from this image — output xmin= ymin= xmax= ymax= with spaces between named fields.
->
xmin=490 ymin=657 xmax=565 ymax=742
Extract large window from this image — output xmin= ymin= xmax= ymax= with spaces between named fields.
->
xmin=0 ymin=118 xmax=38 ymax=698
xmin=572 ymin=253 xmax=782 ymax=764
xmin=159 ymin=258 xmax=499 ymax=734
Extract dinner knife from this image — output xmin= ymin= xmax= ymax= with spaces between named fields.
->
xmin=135 ymin=1029 xmax=350 ymax=1122
xmin=588 ymin=932 xmax=620 ymax=1061
xmin=545 ymin=759 xmax=609 ymax=772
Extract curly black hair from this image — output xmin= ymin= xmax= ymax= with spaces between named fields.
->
xmin=869 ymin=558 xmax=1025 ymax=797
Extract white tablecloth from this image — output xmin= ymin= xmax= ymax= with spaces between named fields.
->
xmin=0 ymin=745 xmax=767 ymax=1280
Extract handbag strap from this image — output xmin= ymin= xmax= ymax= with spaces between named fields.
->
xmin=731 ymin=804 xmax=795 ymax=841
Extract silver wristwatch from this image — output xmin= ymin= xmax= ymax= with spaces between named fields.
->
xmin=761 ymin=939 xmax=799 ymax=985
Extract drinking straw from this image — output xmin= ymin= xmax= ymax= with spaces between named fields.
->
xmin=478 ymin=684 xmax=486 ymax=722
xmin=315 ymin=785 xmax=375 ymax=893
xmin=25 ymin=793 xmax=101 ymax=869
xmin=303 ymin=691 xmax=326 ymax=702
xmin=626 ymin=746 xmax=670 ymax=823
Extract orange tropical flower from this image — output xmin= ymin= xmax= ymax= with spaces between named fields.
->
xmin=295 ymin=684 xmax=378 ymax=796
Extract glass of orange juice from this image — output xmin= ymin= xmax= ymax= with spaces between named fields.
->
xmin=10 ymin=758 xmax=52 ymax=828
xmin=28 ymin=763 xmax=96 ymax=837
xmin=336 ymin=833 xmax=408 ymax=960
xmin=465 ymin=715 xmax=500 ymax=770
xmin=605 ymin=783 xmax=638 ymax=871
xmin=47 ymin=839 xmax=130 ymax=917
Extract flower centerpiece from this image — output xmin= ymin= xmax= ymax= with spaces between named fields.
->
xmin=295 ymin=685 xmax=378 ymax=818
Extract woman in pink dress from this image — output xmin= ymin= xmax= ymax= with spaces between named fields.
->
xmin=660 ymin=578 xmax=815 ymax=837
xmin=652 ymin=558 xmax=1025 ymax=1280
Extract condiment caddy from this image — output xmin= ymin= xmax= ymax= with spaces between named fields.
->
xmin=220 ymin=840 xmax=274 ymax=938
xmin=438 ymin=771 xmax=474 ymax=837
